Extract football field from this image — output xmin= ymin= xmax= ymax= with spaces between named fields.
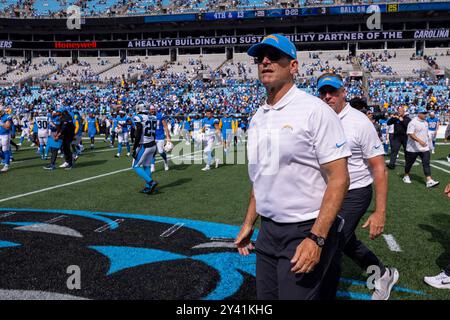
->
xmin=0 ymin=137 xmax=449 ymax=300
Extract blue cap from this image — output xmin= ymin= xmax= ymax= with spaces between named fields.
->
xmin=317 ymin=75 xmax=344 ymax=90
xmin=417 ymin=107 xmax=428 ymax=113
xmin=247 ymin=34 xmax=297 ymax=60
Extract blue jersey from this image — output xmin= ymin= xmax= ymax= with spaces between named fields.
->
xmin=87 ymin=117 xmax=98 ymax=136
xmin=183 ymin=119 xmax=191 ymax=131
xmin=0 ymin=114 xmax=12 ymax=135
xmin=115 ymin=115 xmax=131 ymax=133
xmin=427 ymin=117 xmax=439 ymax=132
xmin=202 ymin=117 xmax=219 ymax=136
xmin=220 ymin=117 xmax=233 ymax=133
xmin=379 ymin=119 xmax=388 ymax=134
xmin=155 ymin=112 xmax=166 ymax=141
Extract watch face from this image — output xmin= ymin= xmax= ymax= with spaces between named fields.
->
xmin=318 ymin=238 xmax=325 ymax=246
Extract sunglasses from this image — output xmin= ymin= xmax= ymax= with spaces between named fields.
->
xmin=318 ymin=86 xmax=340 ymax=96
xmin=254 ymin=50 xmax=289 ymax=64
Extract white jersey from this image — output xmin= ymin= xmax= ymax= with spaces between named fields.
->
xmin=35 ymin=116 xmax=50 ymax=137
xmin=134 ymin=113 xmax=157 ymax=144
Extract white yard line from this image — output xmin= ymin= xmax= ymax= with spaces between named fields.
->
xmin=382 ymin=234 xmax=402 ymax=252
xmin=0 ymin=150 xmax=202 ymax=204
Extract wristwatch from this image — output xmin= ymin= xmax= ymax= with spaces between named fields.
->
xmin=307 ymin=232 xmax=326 ymax=247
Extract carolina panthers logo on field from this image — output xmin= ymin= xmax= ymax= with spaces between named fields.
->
xmin=0 ymin=209 xmax=426 ymax=300
xmin=0 ymin=208 xmax=257 ymax=300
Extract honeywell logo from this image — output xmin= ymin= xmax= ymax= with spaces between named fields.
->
xmin=54 ymin=41 xmax=97 ymax=49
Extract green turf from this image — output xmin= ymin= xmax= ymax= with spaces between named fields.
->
xmin=1 ymin=137 xmax=449 ymax=300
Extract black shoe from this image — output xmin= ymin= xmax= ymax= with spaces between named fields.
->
xmin=64 ymin=165 xmax=73 ymax=170
xmin=143 ymin=181 xmax=158 ymax=195
xmin=386 ymin=164 xmax=395 ymax=170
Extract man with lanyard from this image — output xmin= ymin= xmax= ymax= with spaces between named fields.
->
xmin=317 ymin=73 xmax=398 ymax=300
xmin=426 ymin=111 xmax=440 ymax=155
xmin=235 ymin=34 xmax=351 ymax=300
xmin=149 ymin=105 xmax=171 ymax=173
xmin=132 ymin=104 xmax=159 ymax=195
xmin=0 ymin=106 xmax=12 ymax=172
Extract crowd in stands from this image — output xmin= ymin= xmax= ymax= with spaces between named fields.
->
xmin=0 ymin=0 xmax=435 ymax=18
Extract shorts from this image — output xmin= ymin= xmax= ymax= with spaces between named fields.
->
xmin=132 ymin=144 xmax=156 ymax=167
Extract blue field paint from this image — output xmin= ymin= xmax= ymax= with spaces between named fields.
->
xmin=0 ymin=241 xmax=21 ymax=249
xmin=340 ymin=277 xmax=426 ymax=296
xmin=89 ymin=246 xmax=186 ymax=275
xmin=336 ymin=291 xmax=372 ymax=300
xmin=1 ymin=222 xmax=42 ymax=226
xmin=0 ymin=208 xmax=258 ymax=240
xmin=192 ymin=253 xmax=256 ymax=300
xmin=0 ymin=208 xmax=427 ymax=300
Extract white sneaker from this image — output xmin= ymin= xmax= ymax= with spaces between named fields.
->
xmin=1 ymin=165 xmax=9 ymax=172
xmin=402 ymin=175 xmax=412 ymax=184
xmin=59 ymin=162 xmax=69 ymax=168
xmin=372 ymin=267 xmax=400 ymax=300
xmin=447 ymin=156 xmax=450 ymax=163
xmin=215 ymin=158 xmax=220 ymax=168
xmin=431 ymin=149 xmax=435 ymax=154
xmin=424 ymin=272 xmax=450 ymax=289
xmin=426 ymin=179 xmax=440 ymax=188
xmin=151 ymin=164 xmax=155 ymax=173
xmin=115 ymin=153 xmax=120 ymax=158
xmin=164 ymin=163 xmax=169 ymax=171
xmin=30 ymin=143 xmax=35 ymax=147
xmin=201 ymin=165 xmax=210 ymax=171
xmin=17 ymin=143 xmax=22 ymax=146
xmin=126 ymin=152 xmax=130 ymax=157
xmin=185 ymin=142 xmax=190 ymax=145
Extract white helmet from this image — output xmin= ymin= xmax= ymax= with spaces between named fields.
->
xmin=164 ymin=141 xmax=174 ymax=153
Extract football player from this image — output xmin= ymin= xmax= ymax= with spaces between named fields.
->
xmin=426 ymin=111 xmax=439 ymax=154
xmin=220 ymin=111 xmax=233 ymax=155
xmin=114 ymin=109 xmax=132 ymax=158
xmin=34 ymin=110 xmax=51 ymax=160
xmin=18 ymin=115 xmax=31 ymax=146
xmin=378 ymin=113 xmax=389 ymax=155
xmin=132 ymin=104 xmax=158 ymax=194
xmin=84 ymin=111 xmax=99 ymax=150
xmin=201 ymin=109 xmax=221 ymax=171
xmin=149 ymin=105 xmax=171 ymax=172
xmin=0 ymin=106 xmax=12 ymax=172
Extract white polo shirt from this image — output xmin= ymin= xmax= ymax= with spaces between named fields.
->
xmin=406 ymin=117 xmax=430 ymax=153
xmin=338 ymin=103 xmax=384 ymax=190
xmin=247 ymin=85 xmax=351 ymax=223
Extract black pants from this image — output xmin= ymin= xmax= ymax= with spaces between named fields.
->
xmin=389 ymin=136 xmax=407 ymax=168
xmin=255 ymin=216 xmax=343 ymax=300
xmin=405 ymin=151 xmax=431 ymax=176
xmin=50 ymin=147 xmax=58 ymax=166
xmin=445 ymin=263 xmax=450 ymax=276
xmin=62 ymin=139 xmax=73 ymax=166
xmin=342 ymin=185 xmax=385 ymax=272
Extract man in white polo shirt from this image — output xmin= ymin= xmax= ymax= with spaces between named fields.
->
xmin=317 ymin=73 xmax=399 ymax=300
xmin=234 ymin=34 xmax=351 ymax=300
xmin=403 ymin=108 xmax=439 ymax=188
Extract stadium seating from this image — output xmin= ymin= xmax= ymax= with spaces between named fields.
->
xmin=357 ymin=49 xmax=430 ymax=78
